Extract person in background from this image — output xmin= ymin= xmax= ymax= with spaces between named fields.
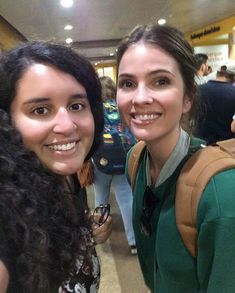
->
xmin=220 ymin=65 xmax=227 ymax=72
xmin=194 ymin=53 xmax=209 ymax=85
xmin=195 ymin=69 xmax=235 ymax=144
xmin=207 ymin=65 xmax=212 ymax=75
xmin=0 ymin=41 xmax=112 ymax=292
xmin=92 ymin=76 xmax=137 ymax=255
xmin=116 ymin=24 xmax=235 ymax=292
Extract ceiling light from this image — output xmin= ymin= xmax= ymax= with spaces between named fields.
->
xmin=66 ymin=38 xmax=73 ymax=44
xmin=60 ymin=0 xmax=73 ymax=8
xmin=64 ymin=25 xmax=73 ymax=30
xmin=158 ymin=19 xmax=166 ymax=25
xmin=109 ymin=53 xmax=114 ymax=56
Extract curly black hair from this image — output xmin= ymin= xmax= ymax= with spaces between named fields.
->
xmin=0 ymin=109 xmax=92 ymax=292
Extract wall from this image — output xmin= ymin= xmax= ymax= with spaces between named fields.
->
xmin=185 ymin=16 xmax=235 ymax=47
xmin=0 ymin=15 xmax=26 ymax=51
xmin=95 ymin=62 xmax=117 ymax=82
xmin=185 ymin=15 xmax=235 ymax=72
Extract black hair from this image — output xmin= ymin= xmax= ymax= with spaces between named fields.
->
xmin=0 ymin=41 xmax=103 ymax=291
xmin=220 ymin=65 xmax=227 ymax=72
xmin=116 ymin=24 xmax=198 ymax=133
xmin=0 ymin=109 xmax=93 ymax=291
xmin=195 ymin=53 xmax=208 ymax=70
xmin=0 ymin=41 xmax=104 ymax=160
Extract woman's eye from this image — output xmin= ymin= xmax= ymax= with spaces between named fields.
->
xmin=155 ymin=78 xmax=169 ymax=86
xmin=32 ymin=107 xmax=49 ymax=115
xmin=118 ymin=79 xmax=135 ymax=89
xmin=69 ymin=103 xmax=84 ymax=111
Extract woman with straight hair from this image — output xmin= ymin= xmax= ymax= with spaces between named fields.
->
xmin=116 ymin=24 xmax=235 ymax=292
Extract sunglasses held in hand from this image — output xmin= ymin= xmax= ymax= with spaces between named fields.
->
xmin=92 ymin=204 xmax=110 ymax=226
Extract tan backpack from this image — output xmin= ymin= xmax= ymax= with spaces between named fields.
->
xmin=128 ymin=139 xmax=235 ymax=257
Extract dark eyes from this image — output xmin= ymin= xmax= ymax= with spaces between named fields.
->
xmin=32 ymin=107 xmax=49 ymax=115
xmin=157 ymin=78 xmax=169 ymax=86
xmin=69 ymin=103 xmax=84 ymax=111
xmin=118 ymin=77 xmax=170 ymax=89
xmin=118 ymin=79 xmax=135 ymax=89
xmin=31 ymin=102 xmax=84 ymax=116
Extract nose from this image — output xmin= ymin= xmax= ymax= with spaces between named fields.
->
xmin=53 ymin=107 xmax=76 ymax=134
xmin=132 ymin=84 xmax=153 ymax=105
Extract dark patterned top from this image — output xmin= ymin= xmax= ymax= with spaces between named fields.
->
xmin=0 ymin=226 xmax=100 ymax=292
xmin=59 ymin=227 xmax=100 ymax=292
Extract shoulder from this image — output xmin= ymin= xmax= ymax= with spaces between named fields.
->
xmin=207 ymin=168 xmax=235 ymax=202
xmin=126 ymin=142 xmax=146 ymax=168
xmin=198 ymin=168 xmax=235 ymax=222
xmin=125 ymin=143 xmax=147 ymax=182
xmin=0 ymin=260 xmax=9 ymax=292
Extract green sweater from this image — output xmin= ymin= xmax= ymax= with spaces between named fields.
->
xmin=128 ymin=138 xmax=235 ymax=292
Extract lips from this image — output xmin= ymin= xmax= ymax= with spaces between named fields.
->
xmin=47 ymin=141 xmax=77 ymax=151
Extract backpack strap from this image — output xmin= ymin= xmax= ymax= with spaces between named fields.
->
xmin=175 ymin=139 xmax=235 ymax=257
xmin=216 ymin=138 xmax=235 ymax=157
xmin=128 ymin=141 xmax=146 ymax=190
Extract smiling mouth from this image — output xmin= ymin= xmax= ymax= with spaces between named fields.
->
xmin=47 ymin=141 xmax=77 ymax=151
xmin=132 ymin=113 xmax=161 ymax=121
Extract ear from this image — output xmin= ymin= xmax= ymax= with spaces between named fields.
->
xmin=201 ymin=64 xmax=207 ymax=75
xmin=182 ymin=97 xmax=192 ymax=114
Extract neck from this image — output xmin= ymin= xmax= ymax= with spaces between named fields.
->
xmin=216 ymin=76 xmax=229 ymax=83
xmin=146 ymin=127 xmax=181 ymax=181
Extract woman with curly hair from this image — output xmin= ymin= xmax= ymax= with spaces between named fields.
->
xmin=0 ymin=42 xmax=111 ymax=292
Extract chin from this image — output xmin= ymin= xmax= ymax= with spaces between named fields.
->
xmin=133 ymin=130 xmax=151 ymax=142
xmin=50 ymin=164 xmax=81 ymax=176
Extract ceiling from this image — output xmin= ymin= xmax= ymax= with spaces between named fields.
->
xmin=0 ymin=0 xmax=234 ymax=64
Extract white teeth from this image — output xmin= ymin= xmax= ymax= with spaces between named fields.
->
xmin=48 ymin=142 xmax=76 ymax=151
xmin=135 ymin=114 xmax=159 ymax=121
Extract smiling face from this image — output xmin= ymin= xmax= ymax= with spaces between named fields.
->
xmin=10 ymin=63 xmax=95 ymax=175
xmin=116 ymin=42 xmax=191 ymax=147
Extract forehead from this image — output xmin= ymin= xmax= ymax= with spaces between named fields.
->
xmin=16 ymin=63 xmax=86 ymax=94
xmin=118 ymin=42 xmax=180 ymax=75
xmin=19 ymin=63 xmax=74 ymax=83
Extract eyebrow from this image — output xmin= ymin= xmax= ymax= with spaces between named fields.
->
xmin=148 ymin=69 xmax=176 ymax=78
xmin=118 ymin=69 xmax=176 ymax=78
xmin=23 ymin=93 xmax=88 ymax=105
xmin=70 ymin=93 xmax=88 ymax=100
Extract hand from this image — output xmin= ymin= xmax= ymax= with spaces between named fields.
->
xmin=92 ymin=216 xmax=112 ymax=244
xmin=0 ymin=261 xmax=9 ymax=292
xmin=231 ymin=114 xmax=235 ymax=133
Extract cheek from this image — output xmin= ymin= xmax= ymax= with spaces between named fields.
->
xmin=22 ymin=129 xmax=46 ymax=153
xmin=116 ymin=93 xmax=122 ymax=109
xmin=13 ymin=117 xmax=46 ymax=150
xmin=84 ymin=118 xmax=95 ymax=155
xmin=116 ymin=93 xmax=129 ymax=115
xmin=162 ymin=89 xmax=187 ymax=112
xmin=117 ymin=88 xmax=127 ymax=105
xmin=78 ymin=114 xmax=95 ymax=141
xmin=87 ymin=121 xmax=95 ymax=142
